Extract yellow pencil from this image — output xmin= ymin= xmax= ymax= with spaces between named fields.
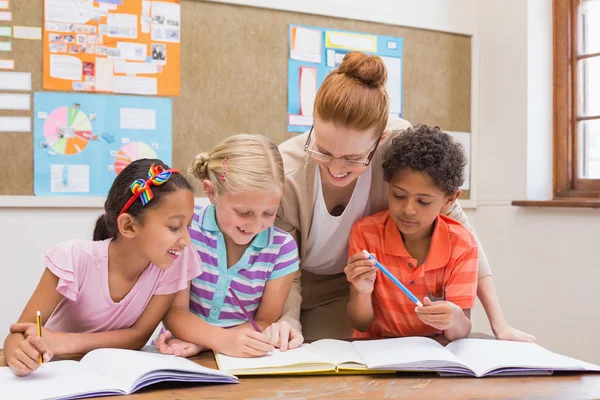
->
xmin=36 ymin=311 xmax=43 ymax=366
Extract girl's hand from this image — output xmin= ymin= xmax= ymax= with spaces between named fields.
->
xmin=344 ymin=252 xmax=377 ymax=295
xmin=155 ymin=330 xmax=203 ymax=357
xmin=10 ymin=323 xmax=68 ymax=356
xmin=415 ymin=297 xmax=463 ymax=331
xmin=263 ymin=321 xmax=304 ymax=352
xmin=493 ymin=323 xmax=536 ymax=343
xmin=220 ymin=327 xmax=274 ymax=358
xmin=6 ymin=334 xmax=53 ymax=377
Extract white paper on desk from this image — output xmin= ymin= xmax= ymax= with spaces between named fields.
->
xmin=446 ymin=131 xmax=471 ymax=190
xmin=299 ymin=67 xmax=317 ymax=116
xmin=13 ymin=26 xmax=42 ymax=40
xmin=51 ymin=164 xmax=90 ymax=193
xmin=107 ymin=14 xmax=138 ymax=39
xmin=290 ymin=26 xmax=322 ymax=63
xmin=0 ymin=72 xmax=31 ymax=90
xmin=0 ymin=1 xmax=8 ymax=9
xmin=381 ymin=56 xmax=402 ymax=115
xmin=116 ymin=42 xmax=147 ymax=61
xmin=0 ymin=94 xmax=30 ymax=110
xmin=95 ymin=58 xmax=114 ymax=92
xmin=0 ymin=116 xmax=31 ymax=132
xmin=0 ymin=41 xmax=11 ymax=51
xmin=120 ymin=108 xmax=156 ymax=130
xmin=0 ymin=11 xmax=11 ymax=21
xmin=114 ymin=76 xmax=157 ymax=95
xmin=50 ymin=54 xmax=82 ymax=81
xmin=0 ymin=59 xmax=14 ymax=69
xmin=45 ymin=0 xmax=94 ymax=24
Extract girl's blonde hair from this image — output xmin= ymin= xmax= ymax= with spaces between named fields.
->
xmin=314 ymin=51 xmax=389 ymax=138
xmin=189 ymin=134 xmax=284 ymax=196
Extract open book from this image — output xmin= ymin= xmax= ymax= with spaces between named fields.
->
xmin=1 ymin=348 xmax=237 ymax=400
xmin=215 ymin=337 xmax=600 ymax=377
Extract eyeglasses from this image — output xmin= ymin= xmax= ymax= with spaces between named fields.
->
xmin=303 ymin=126 xmax=379 ymax=167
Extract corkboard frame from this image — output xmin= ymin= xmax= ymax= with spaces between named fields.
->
xmin=0 ymin=0 xmax=479 ymax=209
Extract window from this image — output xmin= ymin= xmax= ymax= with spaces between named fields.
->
xmin=554 ymin=0 xmax=600 ymax=199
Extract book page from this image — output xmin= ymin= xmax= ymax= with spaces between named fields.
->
xmin=215 ymin=344 xmax=335 ymax=373
xmin=446 ymin=339 xmax=593 ymax=377
xmin=82 ymin=348 xmax=234 ymax=393
xmin=352 ymin=337 xmax=467 ymax=371
xmin=309 ymin=339 xmax=365 ymax=367
xmin=0 ymin=360 xmax=119 ymax=400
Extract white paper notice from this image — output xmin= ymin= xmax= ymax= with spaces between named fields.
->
xmin=151 ymin=1 xmax=180 ymax=43
xmin=107 ymin=14 xmax=137 ymax=39
xmin=50 ymin=55 xmax=82 ymax=81
xmin=51 ymin=164 xmax=90 ymax=193
xmin=45 ymin=0 xmax=94 ymax=24
xmin=0 ymin=1 xmax=9 ymax=9
xmin=381 ymin=56 xmax=402 ymax=114
xmin=289 ymin=114 xmax=313 ymax=126
xmin=0 ymin=42 xmax=11 ymax=51
xmin=326 ymin=31 xmax=377 ymax=52
xmin=0 ymin=11 xmax=11 ymax=21
xmin=13 ymin=26 xmax=42 ymax=40
xmin=0 ymin=116 xmax=31 ymax=132
xmin=447 ymin=131 xmax=471 ymax=190
xmin=120 ymin=108 xmax=156 ymax=130
xmin=290 ymin=27 xmax=321 ymax=63
xmin=116 ymin=42 xmax=147 ymax=61
xmin=114 ymin=76 xmax=157 ymax=95
xmin=0 ymin=94 xmax=30 ymax=110
xmin=0 ymin=26 xmax=11 ymax=37
xmin=114 ymin=60 xmax=158 ymax=75
xmin=0 ymin=72 xmax=31 ymax=90
xmin=95 ymin=58 xmax=114 ymax=92
xmin=0 ymin=59 xmax=14 ymax=69
xmin=299 ymin=67 xmax=317 ymax=116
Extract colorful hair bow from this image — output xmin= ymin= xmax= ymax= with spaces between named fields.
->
xmin=118 ymin=163 xmax=180 ymax=216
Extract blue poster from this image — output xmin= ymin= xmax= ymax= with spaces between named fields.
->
xmin=287 ymin=24 xmax=404 ymax=133
xmin=34 ymin=92 xmax=172 ymax=196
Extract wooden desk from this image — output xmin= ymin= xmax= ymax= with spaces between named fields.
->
xmin=2 ymin=350 xmax=600 ymax=399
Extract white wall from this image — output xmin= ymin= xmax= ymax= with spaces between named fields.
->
xmin=2 ymin=0 xmax=600 ymax=364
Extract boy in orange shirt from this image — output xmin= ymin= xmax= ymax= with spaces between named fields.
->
xmin=345 ymin=125 xmax=478 ymax=342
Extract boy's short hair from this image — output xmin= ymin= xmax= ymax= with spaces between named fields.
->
xmin=382 ymin=125 xmax=467 ymax=195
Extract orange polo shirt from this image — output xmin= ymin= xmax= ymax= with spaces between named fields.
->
xmin=349 ymin=210 xmax=478 ymax=339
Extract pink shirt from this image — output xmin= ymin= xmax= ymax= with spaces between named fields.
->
xmin=43 ymin=239 xmax=202 ymax=333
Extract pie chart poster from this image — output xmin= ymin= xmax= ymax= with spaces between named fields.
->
xmin=33 ymin=92 xmax=172 ymax=196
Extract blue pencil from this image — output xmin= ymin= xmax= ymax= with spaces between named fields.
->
xmin=362 ymin=250 xmax=423 ymax=307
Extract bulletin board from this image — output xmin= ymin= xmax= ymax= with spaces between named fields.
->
xmin=0 ymin=0 xmax=472 ymax=200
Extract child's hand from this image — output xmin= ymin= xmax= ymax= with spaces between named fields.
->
xmin=155 ymin=330 xmax=203 ymax=357
xmin=492 ymin=323 xmax=536 ymax=343
xmin=221 ymin=327 xmax=274 ymax=358
xmin=415 ymin=297 xmax=463 ymax=331
xmin=263 ymin=321 xmax=304 ymax=352
xmin=6 ymin=334 xmax=53 ymax=377
xmin=344 ymin=252 xmax=377 ymax=295
xmin=10 ymin=322 xmax=66 ymax=356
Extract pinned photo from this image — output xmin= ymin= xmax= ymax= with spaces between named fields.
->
xmin=49 ymin=34 xmax=62 ymax=43
xmin=63 ymin=34 xmax=75 ymax=43
xmin=151 ymin=43 xmax=166 ymax=62
xmin=165 ymin=28 xmax=179 ymax=42
xmin=152 ymin=15 xmax=165 ymax=25
xmin=85 ymin=45 xmax=94 ymax=54
xmin=83 ymin=62 xmax=94 ymax=76
xmin=69 ymin=45 xmax=82 ymax=54
xmin=49 ymin=44 xmax=59 ymax=53
xmin=106 ymin=47 xmax=120 ymax=57
xmin=77 ymin=34 xmax=86 ymax=45
xmin=72 ymin=82 xmax=84 ymax=91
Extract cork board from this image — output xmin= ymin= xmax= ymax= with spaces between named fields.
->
xmin=0 ymin=0 xmax=471 ymax=196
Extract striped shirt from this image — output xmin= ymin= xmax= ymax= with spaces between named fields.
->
xmin=189 ymin=204 xmax=299 ymax=327
xmin=350 ymin=211 xmax=479 ymax=339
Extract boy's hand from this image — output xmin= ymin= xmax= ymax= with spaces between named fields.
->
xmin=6 ymin=334 xmax=53 ymax=377
xmin=220 ymin=327 xmax=274 ymax=358
xmin=263 ymin=321 xmax=304 ymax=352
xmin=493 ymin=324 xmax=536 ymax=343
xmin=155 ymin=330 xmax=203 ymax=357
xmin=344 ymin=252 xmax=377 ymax=295
xmin=415 ymin=297 xmax=463 ymax=331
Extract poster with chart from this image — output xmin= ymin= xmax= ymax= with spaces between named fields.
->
xmin=43 ymin=0 xmax=180 ymax=96
xmin=34 ymin=92 xmax=172 ymax=196
xmin=287 ymin=24 xmax=404 ymax=133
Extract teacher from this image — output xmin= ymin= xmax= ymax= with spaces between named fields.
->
xmin=276 ymin=51 xmax=535 ymax=343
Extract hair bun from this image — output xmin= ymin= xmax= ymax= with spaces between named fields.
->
xmin=189 ymin=152 xmax=211 ymax=180
xmin=337 ymin=51 xmax=387 ymax=87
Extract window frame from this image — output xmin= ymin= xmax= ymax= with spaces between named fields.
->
xmin=554 ymin=0 xmax=600 ymax=199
